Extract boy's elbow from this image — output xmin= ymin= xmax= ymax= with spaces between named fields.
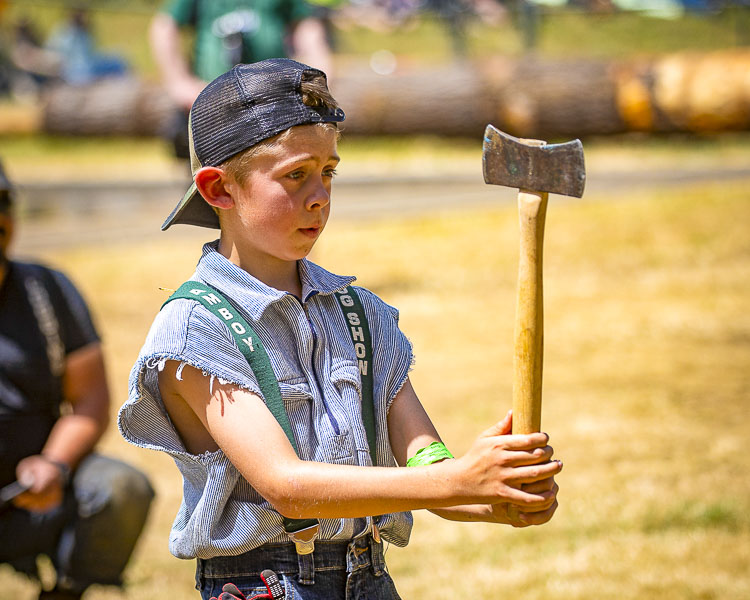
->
xmin=251 ymin=464 xmax=311 ymax=519
xmin=264 ymin=490 xmax=313 ymax=521
xmin=271 ymin=500 xmax=307 ymax=520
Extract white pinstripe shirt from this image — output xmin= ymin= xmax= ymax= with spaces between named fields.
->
xmin=118 ymin=242 xmax=413 ymax=560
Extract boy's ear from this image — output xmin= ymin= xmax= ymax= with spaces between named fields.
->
xmin=194 ymin=167 xmax=235 ymax=210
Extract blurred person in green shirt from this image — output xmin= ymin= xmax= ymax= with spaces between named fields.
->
xmin=150 ymin=0 xmax=333 ymax=159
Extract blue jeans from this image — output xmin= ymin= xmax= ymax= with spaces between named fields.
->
xmin=196 ymin=536 xmax=402 ymax=600
xmin=0 ymin=453 xmax=154 ymax=593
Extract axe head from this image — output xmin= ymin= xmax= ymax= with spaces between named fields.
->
xmin=482 ymin=125 xmax=586 ymax=198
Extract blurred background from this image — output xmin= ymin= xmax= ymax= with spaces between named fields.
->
xmin=1 ymin=0 xmax=749 ymax=598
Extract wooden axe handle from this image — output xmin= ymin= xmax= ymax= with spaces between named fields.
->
xmin=512 ymin=190 xmax=548 ymax=435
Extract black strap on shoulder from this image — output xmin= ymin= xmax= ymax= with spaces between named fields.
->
xmin=18 ymin=263 xmax=65 ymax=378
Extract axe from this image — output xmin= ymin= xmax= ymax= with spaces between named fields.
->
xmin=482 ymin=125 xmax=586 ymax=434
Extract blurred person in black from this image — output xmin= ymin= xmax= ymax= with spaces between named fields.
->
xmin=0 ymin=161 xmax=154 ymax=600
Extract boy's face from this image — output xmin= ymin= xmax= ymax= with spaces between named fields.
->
xmin=226 ymin=124 xmax=339 ymax=266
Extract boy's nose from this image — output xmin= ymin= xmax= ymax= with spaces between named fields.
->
xmin=305 ymin=177 xmax=331 ymax=211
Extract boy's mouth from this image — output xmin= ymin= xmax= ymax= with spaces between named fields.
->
xmin=299 ymin=226 xmax=321 ymax=238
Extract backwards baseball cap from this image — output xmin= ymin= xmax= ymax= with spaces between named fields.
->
xmin=162 ymin=58 xmax=345 ymax=231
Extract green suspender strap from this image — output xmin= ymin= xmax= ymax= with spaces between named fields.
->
xmin=333 ymin=287 xmax=376 ymax=467
xmin=163 ymin=282 xmax=318 ymax=553
xmin=163 ymin=281 xmax=377 ymax=552
xmin=333 ymin=286 xmax=382 ymax=542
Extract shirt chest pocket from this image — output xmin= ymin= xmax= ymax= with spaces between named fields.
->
xmin=330 ymin=361 xmax=362 ymax=402
xmin=328 ymin=361 xmax=371 ymax=463
xmin=278 ymin=380 xmax=314 ymax=407
xmin=278 ymin=379 xmax=355 ymax=464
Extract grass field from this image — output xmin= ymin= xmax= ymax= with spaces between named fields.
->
xmin=1 ymin=162 xmax=748 ymax=598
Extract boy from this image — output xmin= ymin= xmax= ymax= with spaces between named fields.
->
xmin=118 ymin=58 xmax=561 ymax=600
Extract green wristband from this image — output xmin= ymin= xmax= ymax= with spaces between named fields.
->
xmin=406 ymin=441 xmax=454 ymax=467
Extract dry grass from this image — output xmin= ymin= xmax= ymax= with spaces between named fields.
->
xmin=2 ymin=178 xmax=749 ymax=599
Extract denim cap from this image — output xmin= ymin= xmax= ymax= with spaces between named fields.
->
xmin=162 ymin=58 xmax=345 ymax=231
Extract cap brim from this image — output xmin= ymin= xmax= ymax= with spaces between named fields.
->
xmin=161 ymin=181 xmax=220 ymax=231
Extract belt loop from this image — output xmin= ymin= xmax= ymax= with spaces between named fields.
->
xmin=369 ymin=535 xmax=386 ymax=576
xmin=194 ymin=558 xmax=205 ymax=591
xmin=345 ymin=539 xmax=358 ymax=574
xmin=296 ymin=550 xmax=315 ymax=586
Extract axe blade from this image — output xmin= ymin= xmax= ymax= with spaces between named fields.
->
xmin=482 ymin=125 xmax=586 ymax=198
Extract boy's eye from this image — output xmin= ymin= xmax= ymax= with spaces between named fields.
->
xmin=323 ymin=168 xmax=338 ymax=178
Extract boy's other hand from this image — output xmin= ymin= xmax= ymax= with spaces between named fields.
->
xmin=479 ymin=411 xmax=561 ymax=526
xmin=452 ymin=410 xmax=562 ymax=508
xmin=488 ymin=477 xmax=560 ymax=527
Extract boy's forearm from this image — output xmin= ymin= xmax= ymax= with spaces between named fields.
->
xmin=260 ymin=459 xmax=470 ymax=520
xmin=428 ymin=504 xmax=497 ymax=523
xmin=225 ymin=420 xmax=559 ymax=521
xmin=258 ymin=452 xmax=560 ymax=522
xmin=254 ymin=457 xmax=556 ymax=521
xmin=429 ymin=501 xmax=559 ymax=528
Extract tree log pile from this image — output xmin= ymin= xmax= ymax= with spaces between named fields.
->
xmin=39 ymin=48 xmax=750 ymax=140
xmin=42 ymin=77 xmax=173 ymax=137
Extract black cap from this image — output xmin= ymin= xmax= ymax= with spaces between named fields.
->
xmin=162 ymin=58 xmax=345 ymax=231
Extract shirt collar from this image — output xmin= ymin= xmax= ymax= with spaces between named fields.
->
xmin=194 ymin=241 xmax=356 ymax=320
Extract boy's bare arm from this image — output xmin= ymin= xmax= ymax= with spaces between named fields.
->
xmin=385 ymin=378 xmax=444 ymax=466
xmin=158 ymin=362 xmax=560 ymax=520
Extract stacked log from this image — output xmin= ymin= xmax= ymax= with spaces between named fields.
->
xmin=38 ymin=49 xmax=750 ymax=140
xmin=613 ymin=50 xmax=750 ymax=133
xmin=42 ymin=76 xmax=174 ymax=137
